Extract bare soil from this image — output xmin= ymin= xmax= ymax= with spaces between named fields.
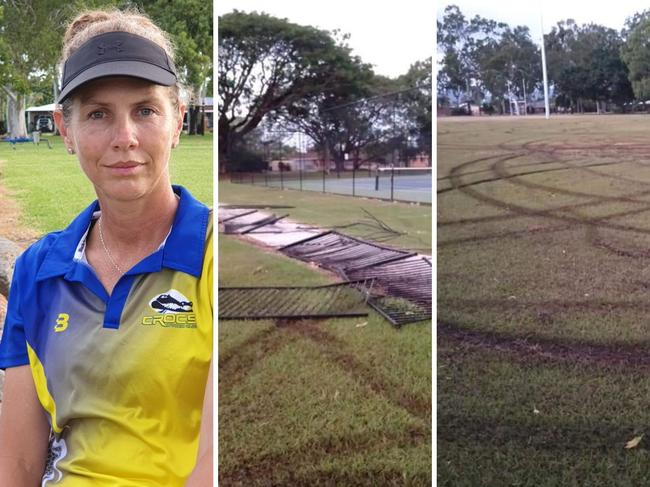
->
xmin=0 ymin=178 xmax=41 ymax=248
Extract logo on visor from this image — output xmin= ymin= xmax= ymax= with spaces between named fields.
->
xmin=97 ymin=41 xmax=123 ymax=56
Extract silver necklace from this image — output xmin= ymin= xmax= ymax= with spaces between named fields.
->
xmin=98 ymin=218 xmax=124 ymax=276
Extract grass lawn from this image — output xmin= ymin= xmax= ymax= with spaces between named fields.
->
xmin=0 ymin=133 xmax=212 ymax=234
xmin=219 ymin=181 xmax=431 ymax=253
xmin=219 ymin=236 xmax=431 ymax=486
xmin=439 ymin=114 xmax=650 ymax=485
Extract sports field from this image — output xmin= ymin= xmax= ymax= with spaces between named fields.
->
xmin=438 ymin=114 xmax=650 ymax=485
xmin=219 ymin=182 xmax=432 ymax=485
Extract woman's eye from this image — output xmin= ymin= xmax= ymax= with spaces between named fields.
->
xmin=89 ymin=111 xmax=105 ymax=120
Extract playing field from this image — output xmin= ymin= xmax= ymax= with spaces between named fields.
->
xmin=439 ymin=114 xmax=650 ymax=485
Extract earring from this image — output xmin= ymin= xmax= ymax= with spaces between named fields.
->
xmin=67 ymin=147 xmax=75 ymax=154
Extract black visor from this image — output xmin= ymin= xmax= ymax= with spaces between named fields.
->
xmin=58 ymin=31 xmax=177 ymax=103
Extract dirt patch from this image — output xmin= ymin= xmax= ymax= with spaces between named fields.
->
xmin=0 ymin=172 xmax=41 ymax=248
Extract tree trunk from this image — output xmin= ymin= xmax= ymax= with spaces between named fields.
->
xmin=5 ymin=88 xmax=27 ymax=138
xmin=188 ymin=105 xmax=199 ymax=135
xmin=218 ymin=115 xmax=230 ymax=173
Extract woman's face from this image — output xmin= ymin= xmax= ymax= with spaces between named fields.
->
xmin=56 ymin=77 xmax=184 ymax=202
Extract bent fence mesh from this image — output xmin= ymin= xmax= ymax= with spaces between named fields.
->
xmin=218 ymin=280 xmax=373 ymax=320
xmin=347 ymin=256 xmax=432 ymax=326
xmin=281 ymin=231 xmax=416 ymax=274
xmin=280 ymin=232 xmax=431 ymax=326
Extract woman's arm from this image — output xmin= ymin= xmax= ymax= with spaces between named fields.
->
xmin=0 ymin=365 xmax=50 ymax=486
xmin=184 ymin=361 xmax=213 ymax=486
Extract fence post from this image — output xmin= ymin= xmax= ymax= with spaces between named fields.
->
xmin=300 ymin=165 xmax=303 ymax=191
xmin=390 ymin=166 xmax=395 ymax=201
xmin=352 ymin=166 xmax=356 ymax=197
xmin=322 ymin=167 xmax=326 ymax=193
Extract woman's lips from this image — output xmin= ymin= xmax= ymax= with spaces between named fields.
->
xmin=106 ymin=161 xmax=143 ymax=175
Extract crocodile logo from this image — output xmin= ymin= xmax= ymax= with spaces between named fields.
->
xmin=149 ymin=290 xmax=193 ymax=314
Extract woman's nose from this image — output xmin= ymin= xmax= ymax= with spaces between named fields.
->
xmin=112 ymin=114 xmax=139 ymax=150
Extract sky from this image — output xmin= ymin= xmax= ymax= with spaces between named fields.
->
xmin=436 ymin=0 xmax=650 ymax=44
xmin=216 ymin=0 xmax=434 ymax=79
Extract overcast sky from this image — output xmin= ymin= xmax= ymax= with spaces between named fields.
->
xmin=437 ymin=0 xmax=650 ymax=44
xmin=217 ymin=0 xmax=434 ymax=79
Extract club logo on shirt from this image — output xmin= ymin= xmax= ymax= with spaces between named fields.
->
xmin=149 ymin=290 xmax=193 ymax=314
xmin=142 ymin=289 xmax=197 ymax=328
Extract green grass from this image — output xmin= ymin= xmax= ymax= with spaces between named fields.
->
xmin=439 ymin=114 xmax=650 ymax=485
xmin=0 ymin=133 xmax=212 ymax=234
xmin=219 ymin=181 xmax=431 ymax=253
xmin=219 ymin=235 xmax=431 ymax=486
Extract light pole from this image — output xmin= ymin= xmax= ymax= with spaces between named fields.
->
xmin=540 ymin=9 xmax=550 ymax=119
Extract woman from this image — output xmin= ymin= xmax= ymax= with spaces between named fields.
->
xmin=0 ymin=9 xmax=212 ymax=486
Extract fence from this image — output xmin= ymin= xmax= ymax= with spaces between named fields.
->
xmin=230 ymin=166 xmax=431 ymax=204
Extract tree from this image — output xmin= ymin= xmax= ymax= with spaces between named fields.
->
xmin=547 ymin=21 xmax=633 ymax=112
xmin=271 ymin=50 xmax=388 ymax=172
xmin=0 ymin=1 xmax=69 ymax=137
xmin=135 ymin=0 xmax=212 ymax=135
xmin=396 ymin=58 xmax=431 ymax=158
xmin=474 ymin=25 xmax=540 ymax=114
xmin=437 ymin=5 xmax=508 ymax=109
xmin=218 ymin=10 xmax=361 ymax=168
xmin=621 ymin=17 xmax=650 ymax=102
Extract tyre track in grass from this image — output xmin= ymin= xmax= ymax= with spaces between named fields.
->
xmin=219 ymin=319 xmax=431 ymax=423
xmin=219 ymin=319 xmax=431 ymax=486
xmin=439 ymin=141 xmax=650 ymax=254
xmin=437 ymin=320 xmax=650 ymax=369
xmin=284 ymin=319 xmax=431 ymax=424
xmin=438 ymin=412 xmax=641 ymax=452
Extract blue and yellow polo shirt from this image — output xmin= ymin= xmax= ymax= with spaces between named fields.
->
xmin=0 ymin=185 xmax=212 ymax=486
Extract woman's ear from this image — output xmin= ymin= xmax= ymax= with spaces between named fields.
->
xmin=53 ymin=110 xmax=74 ymax=152
xmin=173 ymin=104 xmax=186 ymax=148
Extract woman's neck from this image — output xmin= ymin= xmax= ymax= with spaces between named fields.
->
xmin=96 ymin=184 xmax=178 ymax=247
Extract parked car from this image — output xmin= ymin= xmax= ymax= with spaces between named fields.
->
xmin=36 ymin=116 xmax=53 ymax=132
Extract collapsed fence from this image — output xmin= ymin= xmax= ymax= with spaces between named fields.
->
xmin=280 ymin=231 xmax=431 ymax=326
xmin=218 ymin=206 xmax=432 ymax=326
xmin=218 ymin=280 xmax=373 ymax=320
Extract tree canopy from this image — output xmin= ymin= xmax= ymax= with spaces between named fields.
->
xmin=218 ymin=10 xmax=363 ymax=165
xmin=437 ymin=4 xmax=637 ymax=114
xmin=0 ymin=0 xmax=212 ymax=137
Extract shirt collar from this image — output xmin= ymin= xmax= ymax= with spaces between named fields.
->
xmin=36 ymin=185 xmax=209 ymax=281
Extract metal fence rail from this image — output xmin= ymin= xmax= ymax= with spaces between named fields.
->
xmin=218 ymin=280 xmax=373 ymax=320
